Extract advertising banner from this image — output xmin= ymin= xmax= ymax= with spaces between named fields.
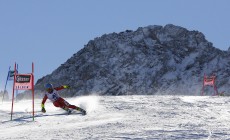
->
xmin=14 ymin=74 xmax=33 ymax=90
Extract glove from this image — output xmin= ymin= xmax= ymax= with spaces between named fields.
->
xmin=41 ymin=107 xmax=46 ymax=113
xmin=63 ymin=85 xmax=70 ymax=89
xmin=41 ymin=103 xmax=46 ymax=113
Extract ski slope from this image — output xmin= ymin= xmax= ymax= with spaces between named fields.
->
xmin=1 ymin=95 xmax=230 ymax=139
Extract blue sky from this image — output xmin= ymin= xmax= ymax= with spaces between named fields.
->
xmin=0 ymin=0 xmax=230 ymax=91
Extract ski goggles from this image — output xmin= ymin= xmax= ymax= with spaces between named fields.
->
xmin=46 ymin=88 xmax=53 ymax=92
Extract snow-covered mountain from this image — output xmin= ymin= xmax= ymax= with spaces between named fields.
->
xmin=35 ymin=24 xmax=230 ymax=96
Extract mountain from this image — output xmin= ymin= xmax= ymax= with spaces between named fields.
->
xmin=34 ymin=24 xmax=230 ymax=96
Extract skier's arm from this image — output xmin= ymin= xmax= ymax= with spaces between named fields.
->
xmin=54 ymin=85 xmax=70 ymax=91
xmin=42 ymin=94 xmax=48 ymax=105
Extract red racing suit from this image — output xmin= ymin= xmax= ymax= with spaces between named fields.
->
xmin=41 ymin=86 xmax=77 ymax=109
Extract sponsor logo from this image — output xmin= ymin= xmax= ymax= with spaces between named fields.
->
xmin=16 ymin=75 xmax=31 ymax=83
xmin=15 ymin=86 xmax=30 ymax=89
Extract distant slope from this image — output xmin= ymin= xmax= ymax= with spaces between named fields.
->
xmin=35 ymin=24 xmax=230 ymax=96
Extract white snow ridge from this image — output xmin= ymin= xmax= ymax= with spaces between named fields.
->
xmin=1 ymin=95 xmax=230 ymax=139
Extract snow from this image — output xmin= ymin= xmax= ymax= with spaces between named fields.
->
xmin=144 ymin=38 xmax=157 ymax=47
xmin=1 ymin=95 xmax=230 ymax=139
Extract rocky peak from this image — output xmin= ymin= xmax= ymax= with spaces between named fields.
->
xmin=34 ymin=24 xmax=230 ymax=97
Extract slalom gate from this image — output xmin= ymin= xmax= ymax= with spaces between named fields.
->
xmin=2 ymin=64 xmax=18 ymax=103
xmin=201 ymin=73 xmax=218 ymax=96
xmin=11 ymin=62 xmax=35 ymax=121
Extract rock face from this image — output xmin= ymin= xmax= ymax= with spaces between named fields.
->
xmin=35 ymin=24 xmax=230 ymax=96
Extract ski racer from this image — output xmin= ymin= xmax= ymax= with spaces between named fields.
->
xmin=41 ymin=83 xmax=86 ymax=115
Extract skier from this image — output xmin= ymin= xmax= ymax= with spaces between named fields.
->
xmin=41 ymin=83 xmax=86 ymax=115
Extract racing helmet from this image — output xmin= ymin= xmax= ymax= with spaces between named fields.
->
xmin=44 ymin=83 xmax=53 ymax=90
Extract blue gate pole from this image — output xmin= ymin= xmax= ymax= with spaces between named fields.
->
xmin=2 ymin=66 xmax=11 ymax=103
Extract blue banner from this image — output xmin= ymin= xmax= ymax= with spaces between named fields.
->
xmin=7 ymin=70 xmax=15 ymax=81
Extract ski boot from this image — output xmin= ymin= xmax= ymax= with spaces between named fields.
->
xmin=76 ymin=107 xmax=87 ymax=115
xmin=67 ymin=109 xmax=72 ymax=115
xmin=63 ymin=107 xmax=72 ymax=115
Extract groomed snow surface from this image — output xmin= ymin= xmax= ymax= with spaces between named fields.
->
xmin=1 ymin=95 xmax=230 ymax=139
